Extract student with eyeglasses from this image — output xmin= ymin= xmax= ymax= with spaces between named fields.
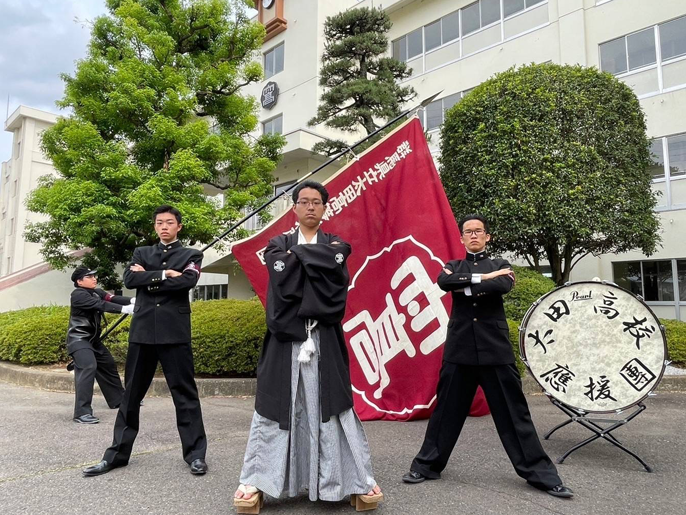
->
xmin=234 ymin=180 xmax=383 ymax=512
xmin=402 ymin=214 xmax=573 ymax=499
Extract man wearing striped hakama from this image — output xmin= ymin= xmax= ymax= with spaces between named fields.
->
xmin=234 ymin=181 xmax=383 ymax=512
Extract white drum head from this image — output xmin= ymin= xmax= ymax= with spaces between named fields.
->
xmin=520 ymin=281 xmax=667 ymax=413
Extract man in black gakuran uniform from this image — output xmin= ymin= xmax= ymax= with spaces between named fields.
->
xmin=67 ymin=266 xmax=133 ymax=424
xmin=402 ymin=214 xmax=573 ymax=498
xmin=83 ymin=205 xmax=208 ymax=477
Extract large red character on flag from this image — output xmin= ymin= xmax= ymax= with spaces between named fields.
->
xmin=232 ymin=118 xmax=488 ymax=421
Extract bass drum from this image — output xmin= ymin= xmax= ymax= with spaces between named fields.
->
xmin=520 ymin=281 xmax=667 ymax=414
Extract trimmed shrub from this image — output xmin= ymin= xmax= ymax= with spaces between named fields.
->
xmin=0 ymin=306 xmax=70 ymax=363
xmin=507 ymin=319 xmax=526 ymax=377
xmin=504 ymin=265 xmax=556 ymax=321
xmin=0 ymin=298 xmax=267 ymax=374
xmin=661 ymin=318 xmax=686 ymax=366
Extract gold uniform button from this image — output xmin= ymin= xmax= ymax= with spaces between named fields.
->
xmin=474 ymin=262 xmax=478 ymax=266
xmin=164 ymin=250 xmax=167 ymax=253
xmin=162 ymin=262 xmax=166 ymax=265
xmin=156 ymin=303 xmax=160 ymax=307
xmin=473 ymin=303 xmax=477 ymax=307
xmin=473 ymin=317 xmax=478 ymax=321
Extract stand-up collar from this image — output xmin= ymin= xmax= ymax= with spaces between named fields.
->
xmin=158 ymin=240 xmax=182 ymax=251
xmin=465 ymin=250 xmax=488 ymax=262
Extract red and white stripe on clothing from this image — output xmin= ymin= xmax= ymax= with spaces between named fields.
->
xmin=104 ymin=293 xmax=114 ymax=301
xmin=183 ymin=262 xmax=201 ymax=276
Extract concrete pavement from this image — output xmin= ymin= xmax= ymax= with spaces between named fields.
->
xmin=0 ymin=381 xmax=684 ymax=514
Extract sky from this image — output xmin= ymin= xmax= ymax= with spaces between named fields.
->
xmin=0 ymin=0 xmax=110 ymax=162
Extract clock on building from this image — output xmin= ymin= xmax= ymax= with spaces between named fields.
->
xmin=263 ymin=0 xmax=275 ymax=9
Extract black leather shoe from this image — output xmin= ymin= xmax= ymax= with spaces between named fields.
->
xmin=547 ymin=484 xmax=574 ymax=498
xmin=190 ymin=458 xmax=208 ymax=475
xmin=83 ymin=460 xmax=116 ymax=477
xmin=73 ymin=414 xmax=100 ymax=424
xmin=402 ymin=470 xmax=428 ymax=484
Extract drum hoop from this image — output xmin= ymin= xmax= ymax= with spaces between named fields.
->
xmin=519 ymin=280 xmax=667 ymax=414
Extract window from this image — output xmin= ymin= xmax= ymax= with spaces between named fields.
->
xmin=649 ymin=139 xmax=665 ymax=179
xmin=600 ymin=28 xmax=656 ymax=75
xmin=660 ymin=16 xmax=686 ymax=61
xmin=192 ymin=284 xmax=228 ymax=301
xmin=424 ymin=20 xmax=441 ymax=52
xmin=599 ymin=17 xmax=686 ymax=97
xmin=667 ymin=133 xmax=686 ymax=178
xmin=626 ymin=28 xmax=656 ymax=71
xmin=503 ymin=0 xmax=544 ymax=18
xmin=643 ymin=261 xmax=674 ymax=301
xmin=392 ymin=2 xmax=548 ymax=74
xmin=422 ymin=92 xmax=463 ymax=131
xmin=264 ymin=43 xmax=284 ymax=79
xmin=613 ymin=260 xmax=676 ymax=302
xmin=263 ymin=114 xmax=283 ymax=135
xmin=650 ymin=132 xmax=686 ymax=209
xmin=462 ymin=0 xmax=501 ymax=36
xmin=393 ymin=28 xmax=423 ymax=62
xmin=12 ymin=180 xmax=17 ymax=197
xmin=9 ymin=217 xmax=14 ymax=235
xmin=275 ymin=180 xmax=295 ymax=198
xmin=423 ymin=12 xmax=460 ymax=54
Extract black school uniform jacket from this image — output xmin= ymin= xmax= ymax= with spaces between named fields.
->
xmin=66 ymin=287 xmax=131 ymax=354
xmin=123 ymin=241 xmax=202 ymax=344
xmin=438 ymin=252 xmax=515 ymax=366
xmin=256 ymin=230 xmax=354 ymax=430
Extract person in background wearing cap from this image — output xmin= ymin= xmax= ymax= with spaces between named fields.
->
xmin=67 ymin=266 xmax=135 ymax=424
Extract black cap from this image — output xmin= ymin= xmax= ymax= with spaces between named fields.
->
xmin=71 ymin=265 xmax=97 ymax=283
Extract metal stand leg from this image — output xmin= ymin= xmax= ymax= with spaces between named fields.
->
xmin=545 ymin=400 xmax=652 ymax=472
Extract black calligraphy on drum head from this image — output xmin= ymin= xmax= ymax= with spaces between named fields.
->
xmin=622 ymin=316 xmax=656 ymax=350
xmin=540 ymin=363 xmax=575 ymax=394
xmin=520 ymin=282 xmax=666 ymax=413
xmin=619 ymin=358 xmax=657 ymax=392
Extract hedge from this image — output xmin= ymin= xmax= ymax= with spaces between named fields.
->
xmin=0 ymin=299 xmax=266 ymax=375
xmin=1 ymin=281 xmax=684 ymax=375
xmin=504 ymin=265 xmax=557 ymax=321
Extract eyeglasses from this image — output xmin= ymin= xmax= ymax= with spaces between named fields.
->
xmin=462 ymin=229 xmax=486 ymax=236
xmin=295 ymin=200 xmax=324 ymax=207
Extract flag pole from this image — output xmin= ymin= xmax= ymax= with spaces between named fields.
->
xmin=201 ymin=91 xmax=441 ymax=252
xmin=106 ymin=92 xmax=442 ymax=337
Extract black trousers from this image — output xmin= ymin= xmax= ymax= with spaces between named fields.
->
xmin=71 ymin=346 xmax=124 ymax=418
xmin=103 ymin=343 xmax=207 ymax=466
xmin=411 ymin=362 xmax=561 ymax=490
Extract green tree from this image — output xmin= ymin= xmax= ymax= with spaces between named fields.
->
xmin=26 ymin=0 xmax=283 ymax=288
xmin=440 ymin=63 xmax=661 ymax=285
xmin=308 ymin=7 xmax=416 ymax=156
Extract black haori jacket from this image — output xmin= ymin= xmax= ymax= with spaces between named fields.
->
xmin=439 ymin=252 xmax=516 ymax=366
xmin=124 ymin=241 xmax=202 ymax=344
xmin=66 ymin=287 xmax=131 ymax=355
xmin=256 ymin=230 xmax=354 ymax=430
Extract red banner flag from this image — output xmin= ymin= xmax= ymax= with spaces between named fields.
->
xmin=232 ymin=117 xmax=488 ymax=421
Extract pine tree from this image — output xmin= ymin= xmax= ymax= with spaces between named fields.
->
xmin=308 ymin=7 xmax=416 ymax=156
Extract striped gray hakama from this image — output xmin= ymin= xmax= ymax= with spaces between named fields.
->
xmin=239 ymin=329 xmax=376 ymax=501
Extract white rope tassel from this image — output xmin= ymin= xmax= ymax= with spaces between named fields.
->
xmin=297 ymin=319 xmax=318 ymax=363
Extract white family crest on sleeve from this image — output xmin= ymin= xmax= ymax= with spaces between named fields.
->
xmin=335 ymin=253 xmax=345 ymax=264
xmin=273 ymin=260 xmax=286 ymax=272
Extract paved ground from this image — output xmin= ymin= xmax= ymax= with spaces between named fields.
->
xmin=0 ymin=381 xmax=684 ymax=515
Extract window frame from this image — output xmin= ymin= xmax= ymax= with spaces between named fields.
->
xmin=264 ymin=42 xmax=284 ymax=79
xmin=262 ymin=114 xmax=283 ymax=136
xmin=598 ymin=15 xmax=686 ymax=99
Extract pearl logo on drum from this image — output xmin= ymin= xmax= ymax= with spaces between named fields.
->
xmin=571 ymin=290 xmax=593 ymax=301
xmin=273 ymin=260 xmax=285 ymax=272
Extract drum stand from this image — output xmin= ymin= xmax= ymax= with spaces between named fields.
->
xmin=543 ymin=398 xmax=652 ymax=472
